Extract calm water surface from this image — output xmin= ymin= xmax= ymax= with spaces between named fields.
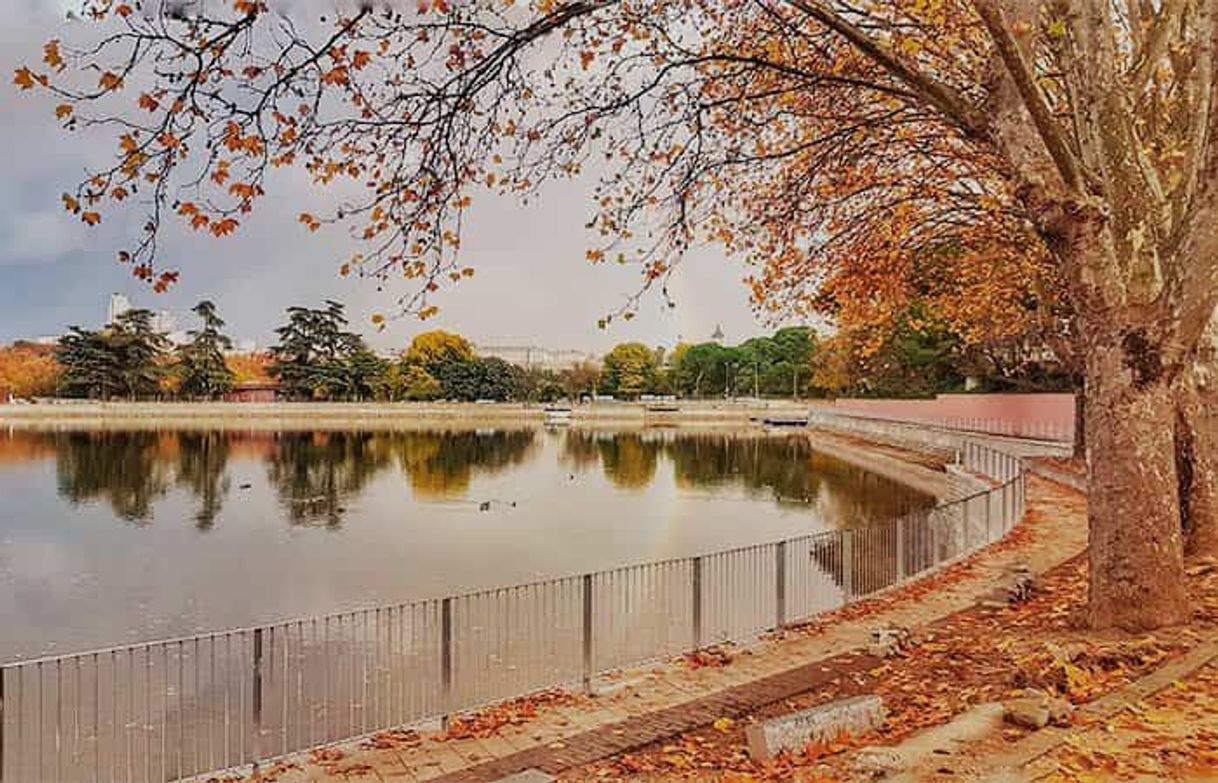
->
xmin=0 ymin=426 xmax=933 ymax=660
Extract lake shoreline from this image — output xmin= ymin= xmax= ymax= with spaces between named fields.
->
xmin=0 ymin=399 xmax=814 ymax=429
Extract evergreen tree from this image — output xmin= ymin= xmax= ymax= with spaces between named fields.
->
xmin=56 ymin=309 xmax=169 ymax=400
xmin=268 ymin=301 xmax=378 ymax=400
xmin=177 ymin=300 xmax=235 ymax=399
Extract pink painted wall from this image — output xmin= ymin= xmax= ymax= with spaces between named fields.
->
xmin=821 ymin=393 xmax=1076 ymax=442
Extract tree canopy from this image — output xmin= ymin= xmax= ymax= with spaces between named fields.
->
xmin=57 ymin=309 xmax=170 ymax=400
xmin=176 ymin=300 xmax=236 ymax=399
xmin=19 ymin=0 xmax=1218 ymax=628
xmin=268 ymin=301 xmax=384 ymax=400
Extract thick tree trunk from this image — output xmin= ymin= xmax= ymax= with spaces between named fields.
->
xmin=1085 ymin=335 xmax=1189 ymax=630
xmin=1179 ymin=318 xmax=1218 ymax=557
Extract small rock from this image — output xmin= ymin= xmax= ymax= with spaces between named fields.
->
xmin=1045 ymin=696 xmax=1075 ymax=726
xmin=853 ymin=747 xmax=905 ymax=780
xmin=868 ymin=625 xmax=911 ymax=658
xmin=1003 ymin=697 xmax=1050 ymax=730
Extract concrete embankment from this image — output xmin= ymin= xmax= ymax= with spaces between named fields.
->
xmin=0 ymin=400 xmax=812 ymax=430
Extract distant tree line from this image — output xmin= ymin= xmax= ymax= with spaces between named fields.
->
xmin=54 ymin=301 xmax=236 ymax=400
xmin=597 ymin=327 xmax=818 ymax=400
xmin=5 ymin=302 xmax=1070 ymax=404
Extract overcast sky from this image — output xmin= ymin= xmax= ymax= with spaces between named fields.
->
xmin=0 ymin=0 xmax=803 ymax=354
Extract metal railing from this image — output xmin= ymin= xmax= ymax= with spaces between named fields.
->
xmin=0 ymin=441 xmax=1026 ymax=783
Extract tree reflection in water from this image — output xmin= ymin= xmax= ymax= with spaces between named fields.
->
xmin=54 ymin=431 xmax=174 ymax=524
xmin=562 ymin=430 xmax=932 ymax=524
xmin=3 ymin=427 xmax=930 ymax=533
xmin=265 ymin=432 xmax=393 ymax=529
xmin=175 ymin=432 xmax=231 ymax=530
xmin=390 ymin=429 xmax=537 ymax=499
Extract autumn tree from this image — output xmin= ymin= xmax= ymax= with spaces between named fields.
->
xmin=0 ymin=343 xmax=62 ymax=400
xmin=403 ymin=331 xmax=475 ymax=372
xmin=601 ymin=342 xmax=658 ymax=398
xmin=176 ymin=300 xmax=236 ymax=399
xmin=22 ymin=0 xmax=1218 ymax=628
xmin=225 ymin=352 xmax=273 ymax=384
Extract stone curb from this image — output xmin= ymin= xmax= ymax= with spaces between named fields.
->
xmin=979 ymin=636 xmax=1218 ymax=779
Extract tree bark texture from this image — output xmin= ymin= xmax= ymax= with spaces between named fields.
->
xmin=1084 ymin=325 xmax=1189 ymax=630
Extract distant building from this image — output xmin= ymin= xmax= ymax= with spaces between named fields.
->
xmin=222 ymin=382 xmax=281 ymax=403
xmin=105 ymin=293 xmax=185 ymax=344
xmin=710 ymin=324 xmax=725 ymax=343
xmin=107 ymin=293 xmax=132 ymax=325
xmin=475 ymin=344 xmax=600 ymax=372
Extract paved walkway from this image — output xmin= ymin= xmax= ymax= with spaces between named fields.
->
xmin=248 ymin=473 xmax=1087 ymax=783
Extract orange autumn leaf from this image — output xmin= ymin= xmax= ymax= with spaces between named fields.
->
xmin=98 ymin=71 xmax=123 ymax=91
xmin=352 ymin=50 xmax=372 ymax=70
xmin=177 ymin=202 xmax=199 ymax=216
xmin=13 ymin=67 xmax=37 ymax=90
xmin=298 ymin=212 xmax=321 ymax=231
xmin=42 ymin=40 xmax=64 ymax=71
xmin=190 ymin=213 xmax=210 ymax=230
xmin=210 ymin=217 xmax=239 ymax=236
xmin=81 ymin=211 xmax=101 ymax=226
xmin=55 ymin=103 xmax=73 ymax=119
xmin=115 ymin=3 xmax=133 ymax=16
xmin=137 ymin=93 xmax=159 ymax=111
xmin=320 ymin=67 xmax=349 ymax=86
xmin=61 ymin=193 xmax=80 ymax=213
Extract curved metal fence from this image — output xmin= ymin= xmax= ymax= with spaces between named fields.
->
xmin=0 ymin=441 xmax=1025 ymax=783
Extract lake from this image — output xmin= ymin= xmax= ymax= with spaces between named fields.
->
xmin=0 ymin=426 xmax=933 ymax=661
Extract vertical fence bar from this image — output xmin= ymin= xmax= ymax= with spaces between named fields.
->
xmin=895 ymin=517 xmax=907 ymax=580
xmin=581 ymin=574 xmax=593 ymax=694
xmin=692 ymin=557 xmax=703 ymax=648
xmin=0 ymin=667 xmax=5 ymax=783
xmin=841 ymin=531 xmax=854 ymax=601
xmin=775 ymin=542 xmax=787 ymax=630
xmin=253 ymin=627 xmax=263 ymax=771
xmin=440 ymin=598 xmax=453 ymax=723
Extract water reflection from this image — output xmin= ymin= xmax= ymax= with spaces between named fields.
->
xmin=266 ymin=432 xmax=393 ymax=528
xmin=563 ymin=430 xmax=926 ymax=524
xmin=0 ymin=426 xmax=937 ymax=660
xmin=6 ymin=427 xmax=930 ymax=529
xmin=389 ymin=429 xmax=538 ymax=499
xmin=55 ymin=431 xmax=173 ymax=523
xmin=176 ymin=432 xmax=231 ymax=530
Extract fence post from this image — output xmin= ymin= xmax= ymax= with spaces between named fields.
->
xmin=775 ymin=542 xmax=787 ymax=630
xmin=253 ymin=628 xmax=264 ymax=768
xmin=841 ymin=531 xmax=854 ymax=601
xmin=692 ymin=557 xmax=703 ymax=648
xmin=441 ymin=598 xmax=453 ymax=726
xmin=895 ymin=516 xmax=906 ymax=581
xmin=985 ymin=489 xmax=994 ymax=542
xmin=961 ymin=495 xmax=971 ymax=551
xmin=1 ymin=667 xmax=5 ymax=783
xmin=582 ymin=574 xmax=594 ymax=694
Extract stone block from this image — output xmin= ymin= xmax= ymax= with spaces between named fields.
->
xmin=746 ymin=695 xmax=885 ymax=761
xmin=493 ymin=770 xmax=556 ymax=783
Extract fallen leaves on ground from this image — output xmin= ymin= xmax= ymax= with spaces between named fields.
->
xmin=441 ymin=688 xmax=586 ymax=741
xmin=1038 ymin=664 xmax=1218 ymax=781
xmin=562 ymin=485 xmax=1218 ymax=782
